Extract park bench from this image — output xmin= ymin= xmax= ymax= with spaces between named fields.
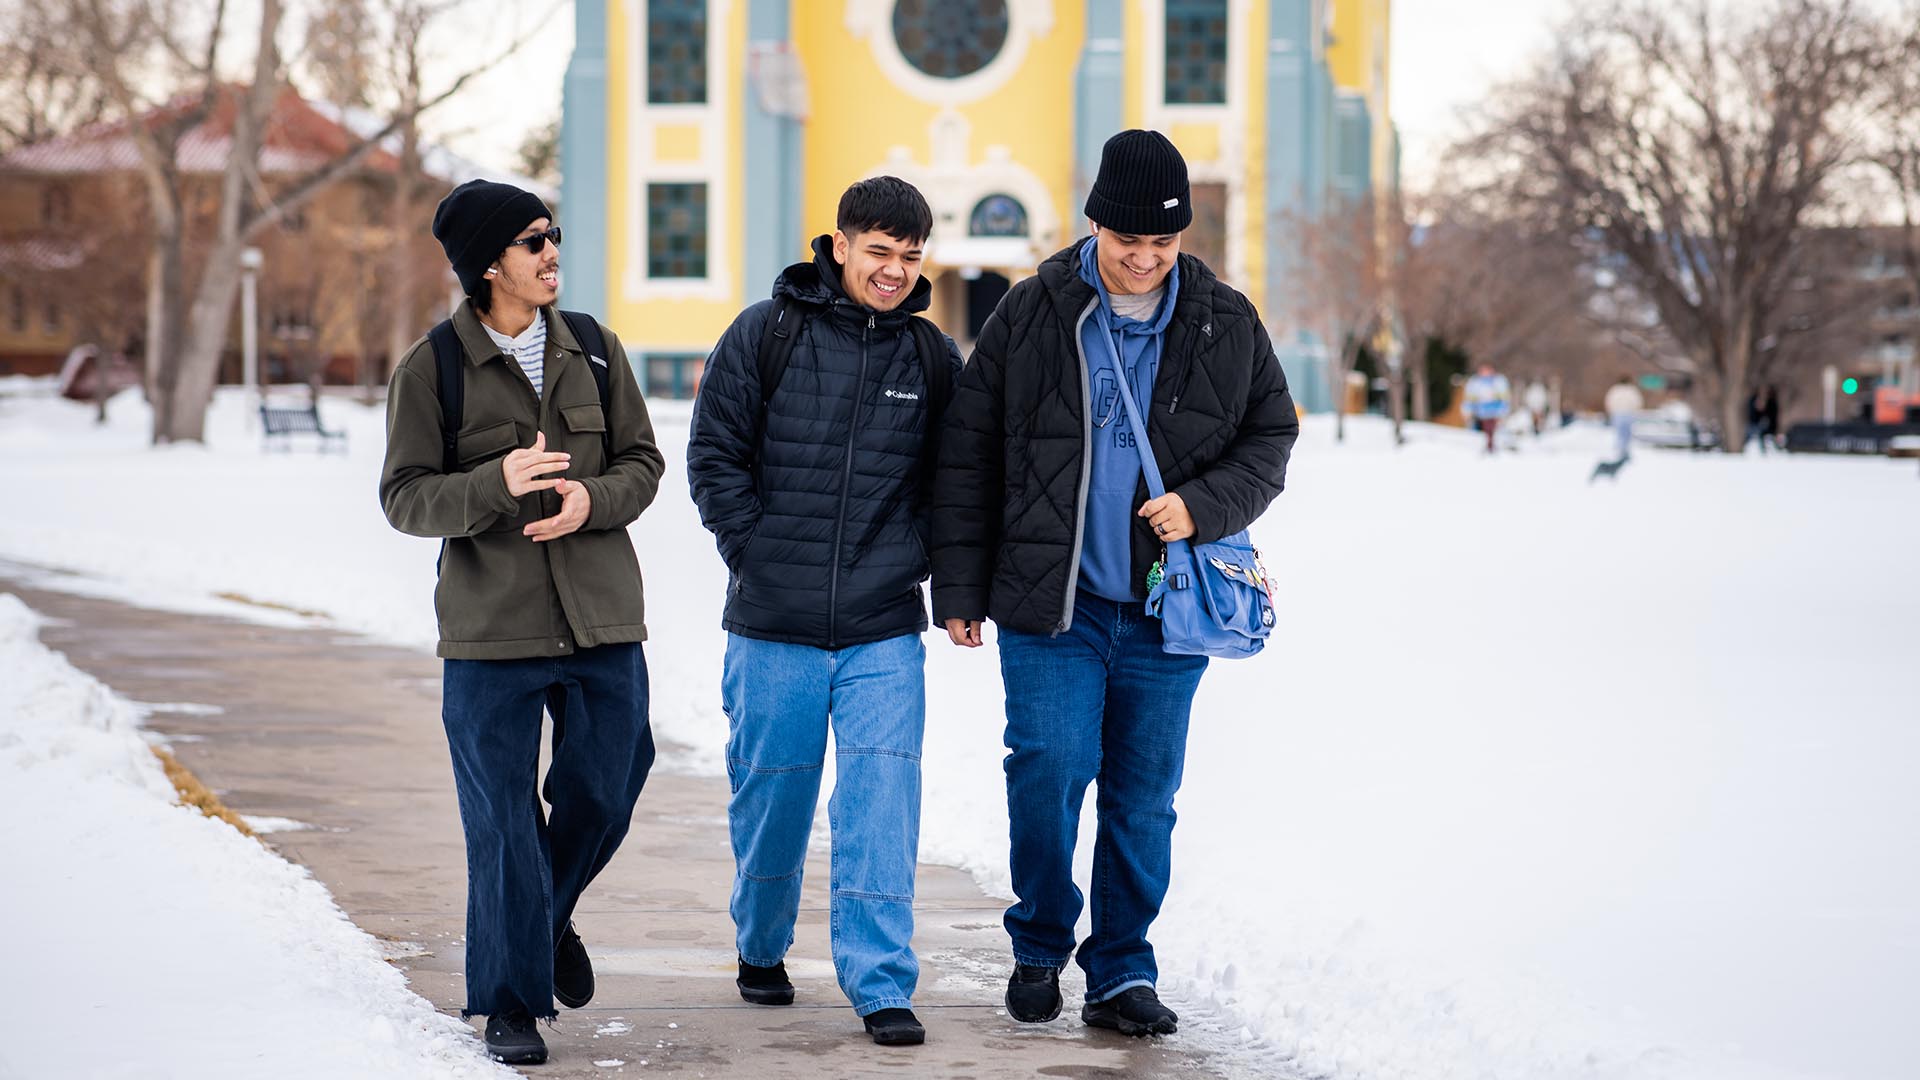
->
xmin=259 ymin=401 xmax=347 ymax=453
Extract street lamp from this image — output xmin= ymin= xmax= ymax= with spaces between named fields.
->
xmin=241 ymin=246 xmax=264 ymax=428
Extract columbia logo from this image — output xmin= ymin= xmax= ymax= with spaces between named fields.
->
xmin=883 ymin=389 xmax=921 ymax=401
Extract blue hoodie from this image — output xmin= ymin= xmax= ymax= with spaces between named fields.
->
xmin=1076 ymin=238 xmax=1179 ymax=602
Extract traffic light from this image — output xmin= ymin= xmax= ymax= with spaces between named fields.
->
xmin=1842 ymin=377 xmax=1860 ymax=395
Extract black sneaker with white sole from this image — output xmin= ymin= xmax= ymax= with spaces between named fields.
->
xmin=554 ymin=923 xmax=594 ymax=1009
xmin=484 ymin=1007 xmax=548 ymax=1064
xmin=1081 ymin=985 xmax=1178 ymax=1036
xmin=736 ymin=956 xmax=795 ymax=1006
xmin=1005 ymin=963 xmax=1062 ymax=1023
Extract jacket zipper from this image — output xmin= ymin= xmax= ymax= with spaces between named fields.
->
xmin=1057 ymin=298 xmax=1100 ymax=634
xmin=828 ymin=312 xmax=874 ymax=648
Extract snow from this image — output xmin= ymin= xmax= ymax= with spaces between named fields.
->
xmin=0 ymin=591 xmax=512 ymax=1080
xmin=2 ymin=379 xmax=1916 ymax=1079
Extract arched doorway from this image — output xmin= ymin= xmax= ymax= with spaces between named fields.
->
xmin=965 ymin=271 xmax=1010 ymax=340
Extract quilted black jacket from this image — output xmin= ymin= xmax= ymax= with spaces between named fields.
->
xmin=687 ymin=235 xmax=961 ymax=648
xmin=931 ymin=240 xmax=1298 ymax=634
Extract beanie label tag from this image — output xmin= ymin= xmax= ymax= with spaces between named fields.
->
xmin=1162 ymin=198 xmax=1180 ymax=209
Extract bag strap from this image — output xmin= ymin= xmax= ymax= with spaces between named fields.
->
xmin=428 ymin=318 xmax=462 ymax=474
xmin=559 ymin=309 xmax=614 ymax=465
xmin=1102 ymin=329 xmax=1169 ymax=502
xmin=1102 ymin=328 xmax=1198 ymax=588
xmin=755 ymin=296 xmax=816 ymax=414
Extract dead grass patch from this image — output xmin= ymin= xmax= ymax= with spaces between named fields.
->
xmin=152 ymin=747 xmax=256 ymax=838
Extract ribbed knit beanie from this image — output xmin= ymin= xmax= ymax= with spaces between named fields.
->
xmin=432 ymin=179 xmax=553 ymax=299
xmin=1083 ymin=129 xmax=1192 ymax=235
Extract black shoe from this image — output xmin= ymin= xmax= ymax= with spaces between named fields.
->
xmin=484 ymin=1007 xmax=549 ymax=1064
xmin=1005 ymin=963 xmax=1062 ymax=1023
xmin=736 ymin=956 xmax=794 ymax=1006
xmin=862 ymin=1007 xmax=926 ymax=1046
xmin=553 ymin=923 xmax=594 ymax=1009
xmin=1082 ymin=986 xmax=1178 ymax=1036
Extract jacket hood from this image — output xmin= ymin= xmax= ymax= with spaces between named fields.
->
xmin=771 ymin=234 xmax=933 ymax=324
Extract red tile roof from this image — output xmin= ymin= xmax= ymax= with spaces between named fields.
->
xmin=0 ymin=86 xmax=405 ymax=177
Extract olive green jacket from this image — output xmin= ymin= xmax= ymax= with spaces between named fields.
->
xmin=379 ymin=301 xmax=664 ymax=659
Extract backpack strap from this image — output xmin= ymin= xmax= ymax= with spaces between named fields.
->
xmin=559 ymin=309 xmax=613 ymax=465
xmin=427 ymin=318 xmax=462 ymax=474
xmin=906 ymin=314 xmax=954 ymax=500
xmin=755 ymin=296 xmax=815 ymax=415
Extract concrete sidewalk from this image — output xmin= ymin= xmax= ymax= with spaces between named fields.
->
xmin=7 ymin=575 xmax=1254 ymax=1079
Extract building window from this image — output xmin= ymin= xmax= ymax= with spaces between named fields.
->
xmin=42 ymin=185 xmax=72 ymax=224
xmin=43 ymin=300 xmax=62 ymax=334
xmin=1165 ymin=0 xmax=1228 ymax=105
xmin=647 ymin=182 xmax=708 ymax=279
xmin=969 ymin=194 xmax=1028 ymax=237
xmin=1184 ymin=182 xmax=1228 ymax=279
xmin=644 ymin=353 xmax=706 ymax=399
xmin=893 ymin=0 xmax=1008 ymax=79
xmin=648 ymin=0 xmax=707 ymax=105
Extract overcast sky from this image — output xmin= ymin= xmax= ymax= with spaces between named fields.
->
xmin=424 ymin=1 xmax=1570 ymax=193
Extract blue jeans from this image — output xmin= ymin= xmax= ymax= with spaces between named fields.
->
xmin=998 ymin=592 xmax=1208 ymax=1001
xmin=721 ymin=632 xmax=926 ymax=1015
xmin=442 ymin=643 xmax=654 ymax=1019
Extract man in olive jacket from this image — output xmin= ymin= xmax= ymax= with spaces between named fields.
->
xmin=380 ymin=179 xmax=665 ymax=1066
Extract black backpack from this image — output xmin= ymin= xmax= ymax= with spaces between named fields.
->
xmin=753 ymin=295 xmax=953 ymax=440
xmin=427 ymin=310 xmax=610 ymax=473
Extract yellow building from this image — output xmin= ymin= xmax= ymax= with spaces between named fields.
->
xmin=563 ymin=1 xmax=1393 ymax=407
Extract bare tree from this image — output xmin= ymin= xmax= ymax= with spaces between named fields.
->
xmin=1281 ymin=193 xmax=1388 ymax=443
xmin=0 ymin=0 xmax=110 ymax=154
xmin=1459 ymin=0 xmax=1878 ymax=450
xmin=1865 ymin=2 xmax=1920 ymax=361
xmin=44 ymin=0 xmax=548 ymax=443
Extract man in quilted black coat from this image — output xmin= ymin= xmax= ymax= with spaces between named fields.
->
xmin=686 ymin=177 xmax=961 ymax=1047
xmin=932 ymin=131 xmax=1298 ymax=1037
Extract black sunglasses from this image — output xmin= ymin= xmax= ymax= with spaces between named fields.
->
xmin=505 ymin=226 xmax=563 ymax=255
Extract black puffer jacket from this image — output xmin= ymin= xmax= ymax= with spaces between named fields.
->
xmin=688 ymin=236 xmax=962 ymax=648
xmin=931 ymin=241 xmax=1298 ymax=634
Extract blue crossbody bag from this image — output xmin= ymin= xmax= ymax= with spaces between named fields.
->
xmin=1105 ymin=342 xmax=1276 ymax=659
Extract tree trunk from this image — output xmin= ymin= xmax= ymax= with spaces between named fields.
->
xmin=1410 ymin=341 xmax=1430 ymax=423
xmin=146 ymin=222 xmax=186 ymax=443
xmin=161 ymin=243 xmax=249 ymax=443
xmin=1388 ymin=366 xmax=1406 ymax=445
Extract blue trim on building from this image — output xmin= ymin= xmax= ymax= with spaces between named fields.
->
xmin=561 ymin=0 xmax=609 ymax=321
xmin=1072 ymin=0 xmax=1125 ymax=235
xmin=744 ymin=0 xmax=802 ymax=294
xmin=1266 ymin=0 xmax=1330 ymax=412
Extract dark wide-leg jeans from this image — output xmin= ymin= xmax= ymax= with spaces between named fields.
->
xmin=442 ymin=642 xmax=654 ymax=1018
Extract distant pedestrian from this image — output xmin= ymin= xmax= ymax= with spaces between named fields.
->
xmin=1603 ymin=375 xmax=1644 ymax=462
xmin=1523 ymin=380 xmax=1550 ymax=435
xmin=1746 ymin=385 xmax=1780 ymax=454
xmin=1461 ymin=364 xmax=1512 ymax=453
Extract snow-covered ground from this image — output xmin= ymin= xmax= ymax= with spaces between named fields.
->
xmin=2 ymin=379 xmax=1915 ymax=1080
xmin=0 ymin=590 xmax=511 ymax=1079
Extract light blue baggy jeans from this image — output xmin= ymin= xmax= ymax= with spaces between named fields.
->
xmin=721 ymin=632 xmax=925 ymax=1015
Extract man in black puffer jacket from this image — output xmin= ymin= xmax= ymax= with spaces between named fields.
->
xmin=932 ymin=131 xmax=1298 ymax=1037
xmin=687 ymin=177 xmax=960 ymax=1048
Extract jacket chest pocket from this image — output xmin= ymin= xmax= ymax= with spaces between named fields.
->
xmin=456 ymin=418 xmax=518 ymax=470
xmin=560 ymin=402 xmax=607 ymax=470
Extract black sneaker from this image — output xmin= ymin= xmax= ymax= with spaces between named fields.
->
xmin=554 ymin=923 xmax=594 ymax=1009
xmin=1082 ymin=986 xmax=1178 ymax=1036
xmin=484 ymin=1007 xmax=548 ymax=1064
xmin=861 ymin=1007 xmax=926 ymax=1046
xmin=1005 ymin=963 xmax=1062 ymax=1023
xmin=736 ymin=956 xmax=794 ymax=1006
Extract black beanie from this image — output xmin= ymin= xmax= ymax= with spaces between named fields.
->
xmin=432 ymin=179 xmax=553 ymax=299
xmin=1083 ymin=129 xmax=1192 ymax=235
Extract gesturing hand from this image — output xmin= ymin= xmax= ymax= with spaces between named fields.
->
xmin=502 ymin=431 xmax=570 ymax=497
xmin=1138 ymin=491 xmax=1194 ymax=543
xmin=525 ymin=479 xmax=592 ymax=542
